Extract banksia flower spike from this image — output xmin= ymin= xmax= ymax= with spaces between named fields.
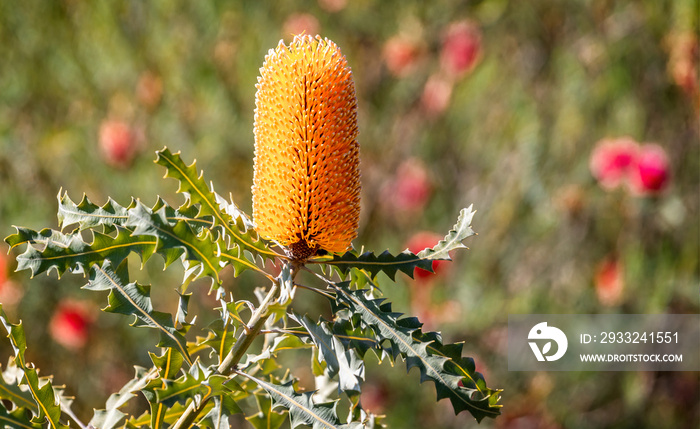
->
xmin=252 ymin=35 xmax=361 ymax=261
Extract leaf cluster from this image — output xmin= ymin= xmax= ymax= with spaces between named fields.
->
xmin=2 ymin=148 xmax=501 ymax=428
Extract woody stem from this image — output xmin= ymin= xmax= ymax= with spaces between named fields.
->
xmin=170 ymin=280 xmax=280 ymax=429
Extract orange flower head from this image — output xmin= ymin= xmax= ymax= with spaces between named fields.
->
xmin=252 ymin=35 xmax=361 ymax=260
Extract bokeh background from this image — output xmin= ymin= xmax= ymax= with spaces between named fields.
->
xmin=1 ymin=1 xmax=698 ymax=428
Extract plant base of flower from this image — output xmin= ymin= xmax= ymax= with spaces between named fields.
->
xmin=285 ymin=239 xmax=320 ymax=261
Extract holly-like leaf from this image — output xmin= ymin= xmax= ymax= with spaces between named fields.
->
xmin=312 ymin=206 xmax=476 ymax=280
xmin=155 ymin=147 xmax=279 ymax=264
xmin=154 ymin=361 xmax=228 ymax=408
xmin=125 ymin=200 xmax=222 ymax=284
xmin=198 ymin=395 xmax=242 ymax=429
xmin=0 ymin=305 xmax=69 ymax=429
xmin=85 ymin=260 xmax=192 ymax=366
xmin=0 ymin=405 xmax=44 ymax=429
xmin=245 ymin=394 xmax=287 ymax=429
xmin=238 ymin=373 xmax=342 ymax=429
xmin=9 ymin=226 xmax=156 ymax=279
xmin=330 ymin=286 xmax=502 ymax=422
xmin=290 ymin=314 xmax=364 ymax=394
xmin=1 ymin=359 xmax=37 ymax=410
xmin=89 ymin=366 xmax=158 ymax=429
xmin=5 ymin=227 xmax=75 ymax=251
xmin=57 ymin=190 xmax=133 ymax=230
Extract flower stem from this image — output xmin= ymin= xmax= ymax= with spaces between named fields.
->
xmin=170 ymin=280 xmax=280 ymax=429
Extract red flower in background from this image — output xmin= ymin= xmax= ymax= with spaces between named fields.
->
xmin=440 ymin=20 xmax=482 ymax=78
xmin=282 ymin=14 xmax=320 ymax=38
xmin=628 ymin=144 xmax=671 ymax=196
xmin=594 ymin=256 xmax=624 ymax=306
xmin=49 ymin=300 xmax=96 ymax=350
xmin=589 ymin=137 xmax=639 ymax=190
xmin=421 ymin=73 xmax=453 ymax=116
xmin=590 ymin=137 xmax=671 ymax=196
xmin=0 ymin=253 xmax=23 ymax=306
xmin=381 ymin=158 xmax=432 ymax=215
xmin=383 ymin=35 xmax=422 ymax=77
xmin=99 ymin=120 xmax=141 ymax=169
xmin=406 ymin=231 xmax=448 ymax=281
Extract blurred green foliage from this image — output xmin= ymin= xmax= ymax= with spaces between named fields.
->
xmin=1 ymin=1 xmax=698 ymax=428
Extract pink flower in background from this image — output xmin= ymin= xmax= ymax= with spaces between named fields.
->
xmin=589 ymin=137 xmax=639 ymax=190
xmin=383 ymin=35 xmax=421 ymax=77
xmin=440 ymin=20 xmax=482 ymax=78
xmin=421 ymin=73 xmax=453 ymax=116
xmin=628 ymin=144 xmax=671 ymax=196
xmin=282 ymin=13 xmax=320 ymax=38
xmin=406 ymin=231 xmax=448 ymax=281
xmin=594 ymin=256 xmax=624 ymax=306
xmin=590 ymin=137 xmax=671 ymax=196
xmin=49 ymin=300 xmax=96 ymax=350
xmin=99 ymin=120 xmax=141 ymax=169
xmin=381 ymin=158 xmax=432 ymax=214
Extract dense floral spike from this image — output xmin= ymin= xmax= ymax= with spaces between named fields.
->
xmin=252 ymin=34 xmax=361 ymax=259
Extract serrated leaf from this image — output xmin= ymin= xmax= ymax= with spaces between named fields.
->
xmin=155 ymin=147 xmax=279 ymax=263
xmin=199 ymin=395 xmax=242 ymax=429
xmin=0 ymin=405 xmax=44 ymax=429
xmin=10 ymin=226 xmax=156 ymax=279
xmin=57 ymin=190 xmax=133 ymax=230
xmin=5 ymin=227 xmax=74 ymax=251
xmin=150 ymin=348 xmax=184 ymax=380
xmin=126 ymin=401 xmax=194 ymax=429
xmin=86 ymin=260 xmax=192 ymax=366
xmin=330 ymin=286 xmax=502 ymax=422
xmin=125 ymin=201 xmax=222 ymax=284
xmin=0 ymin=359 xmax=37 ymax=413
xmin=240 ymin=373 xmax=342 ymax=429
xmin=290 ymin=314 xmax=364 ymax=394
xmin=0 ymin=305 xmax=69 ymax=429
xmin=57 ymin=191 xmax=214 ymax=235
xmin=245 ymin=394 xmax=287 ymax=429
xmin=312 ymin=206 xmax=476 ymax=280
xmin=89 ymin=366 xmax=157 ymax=429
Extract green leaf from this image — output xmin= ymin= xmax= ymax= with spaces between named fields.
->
xmin=150 ymin=348 xmax=185 ymax=380
xmin=5 ymin=227 xmax=74 ymax=251
xmin=153 ymin=361 xmax=226 ymax=407
xmin=0 ymin=405 xmax=44 ymax=429
xmin=57 ymin=191 xmax=215 ymax=235
xmin=330 ymin=286 xmax=502 ymax=422
xmin=10 ymin=226 xmax=156 ymax=279
xmin=199 ymin=395 xmax=242 ymax=429
xmin=155 ymin=147 xmax=279 ymax=263
xmin=125 ymin=200 xmax=222 ymax=284
xmin=89 ymin=366 xmax=157 ymax=429
xmin=57 ymin=190 xmax=133 ymax=230
xmin=312 ymin=206 xmax=476 ymax=280
xmin=0 ymin=359 xmax=37 ymax=413
xmin=0 ymin=305 xmax=69 ymax=429
xmin=290 ymin=314 xmax=364 ymax=394
xmin=245 ymin=394 xmax=287 ymax=429
xmin=85 ymin=260 xmax=192 ymax=366
xmin=239 ymin=373 xmax=342 ymax=429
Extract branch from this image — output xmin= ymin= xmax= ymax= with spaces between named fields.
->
xmin=170 ymin=280 xmax=280 ymax=429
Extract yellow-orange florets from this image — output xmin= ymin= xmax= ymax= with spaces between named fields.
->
xmin=252 ymin=35 xmax=361 ymax=259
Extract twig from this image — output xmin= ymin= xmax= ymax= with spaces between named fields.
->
xmin=170 ymin=280 xmax=280 ymax=429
